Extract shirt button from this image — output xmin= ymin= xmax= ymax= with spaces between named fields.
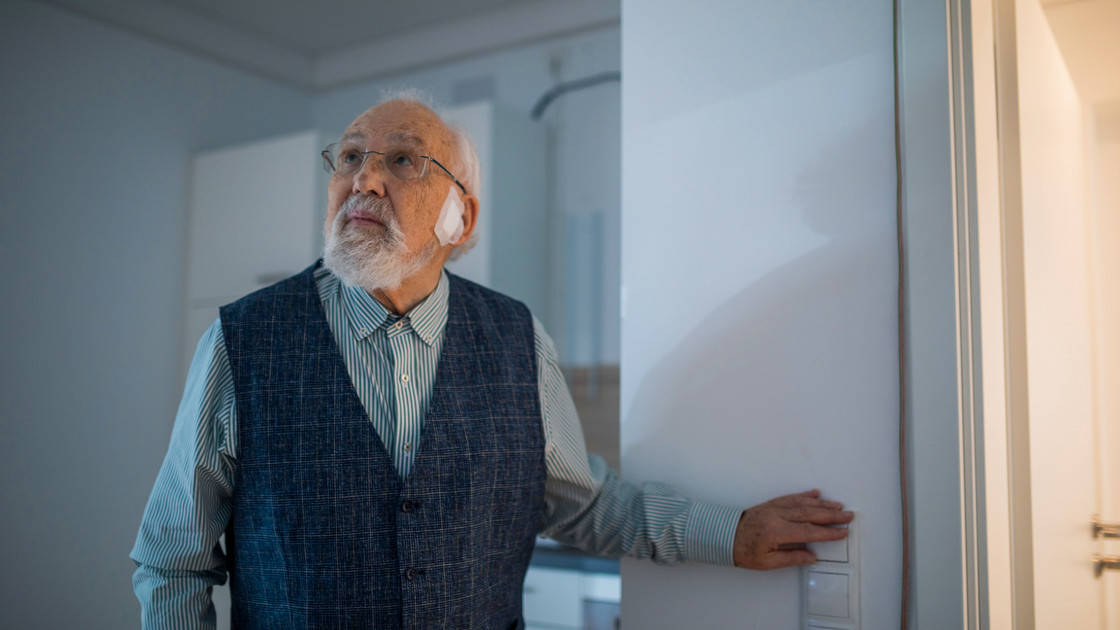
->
xmin=400 ymin=373 xmax=410 ymax=384
xmin=393 ymin=321 xmax=403 ymax=330
xmin=358 ymin=327 xmax=368 ymax=336
xmin=425 ymin=335 xmax=433 ymax=343
xmin=403 ymin=442 xmax=412 ymax=451
xmin=401 ymin=500 xmax=415 ymax=513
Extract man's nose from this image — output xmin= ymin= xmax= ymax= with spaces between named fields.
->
xmin=351 ymin=156 xmax=387 ymax=197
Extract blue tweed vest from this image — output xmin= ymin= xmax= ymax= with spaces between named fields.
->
xmin=219 ymin=263 xmax=546 ymax=629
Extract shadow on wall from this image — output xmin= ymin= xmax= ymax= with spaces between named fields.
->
xmin=622 ymin=118 xmax=900 ymax=624
xmin=625 ymin=115 xmax=897 ymax=485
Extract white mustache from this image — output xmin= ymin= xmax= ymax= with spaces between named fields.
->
xmin=341 ymin=195 xmax=394 ymax=223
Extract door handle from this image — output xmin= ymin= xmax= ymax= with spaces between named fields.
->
xmin=1092 ymin=515 xmax=1120 ymax=539
xmin=1094 ymin=554 xmax=1120 ymax=578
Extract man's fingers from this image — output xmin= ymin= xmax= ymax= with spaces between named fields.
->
xmin=783 ymin=506 xmax=854 ymax=525
xmin=768 ymin=490 xmax=844 ymax=511
xmin=733 ymin=494 xmax=853 ymax=570
xmin=780 ymin=522 xmax=849 ymax=545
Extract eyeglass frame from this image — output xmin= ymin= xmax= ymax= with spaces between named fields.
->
xmin=320 ymin=142 xmax=468 ymax=196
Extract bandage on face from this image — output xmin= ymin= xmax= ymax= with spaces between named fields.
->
xmin=434 ymin=185 xmax=465 ymax=245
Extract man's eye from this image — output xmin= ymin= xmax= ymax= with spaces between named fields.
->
xmin=390 ymin=152 xmax=415 ymax=167
xmin=341 ymin=150 xmax=362 ymax=164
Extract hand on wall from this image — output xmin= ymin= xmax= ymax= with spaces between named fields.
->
xmin=732 ymin=489 xmax=852 ymax=570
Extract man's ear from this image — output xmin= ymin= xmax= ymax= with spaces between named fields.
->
xmin=452 ymin=192 xmax=479 ymax=247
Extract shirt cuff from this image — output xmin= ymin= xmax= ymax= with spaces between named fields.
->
xmin=683 ymin=501 xmax=743 ymax=567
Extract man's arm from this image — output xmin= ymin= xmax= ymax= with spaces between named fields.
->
xmin=131 ymin=320 xmax=237 ymax=629
xmin=532 ymin=318 xmax=851 ymax=569
xmin=533 ymin=318 xmax=743 ymax=565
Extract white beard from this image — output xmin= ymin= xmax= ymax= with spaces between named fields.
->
xmin=322 ymin=195 xmax=438 ymax=292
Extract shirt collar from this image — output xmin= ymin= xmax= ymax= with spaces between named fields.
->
xmin=340 ymin=270 xmax=449 ymax=347
xmin=406 ymin=271 xmax=450 ymax=347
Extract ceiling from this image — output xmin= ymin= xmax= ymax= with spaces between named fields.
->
xmin=1042 ymin=0 xmax=1120 ymax=107
xmin=35 ymin=0 xmax=620 ymax=90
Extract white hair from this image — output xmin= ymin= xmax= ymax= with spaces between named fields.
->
xmin=446 ymin=124 xmax=481 ymax=260
xmin=378 ymin=86 xmax=435 ymax=107
xmin=375 ymin=88 xmax=482 ymax=261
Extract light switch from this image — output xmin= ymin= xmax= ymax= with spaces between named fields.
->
xmin=806 ymin=571 xmax=849 ymax=618
xmin=807 ymin=528 xmax=848 ymax=563
xmin=802 ymin=510 xmax=859 ymax=629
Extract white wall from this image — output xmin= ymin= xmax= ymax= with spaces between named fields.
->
xmin=311 ymin=27 xmax=621 ymax=365
xmin=0 ymin=2 xmax=312 ymax=628
xmin=619 ymin=0 xmax=900 ymax=627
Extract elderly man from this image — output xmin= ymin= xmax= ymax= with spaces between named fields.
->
xmin=131 ymin=96 xmax=852 ymax=629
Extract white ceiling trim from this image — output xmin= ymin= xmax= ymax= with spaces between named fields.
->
xmin=314 ymin=0 xmax=620 ymax=89
xmin=39 ymin=0 xmax=315 ymax=87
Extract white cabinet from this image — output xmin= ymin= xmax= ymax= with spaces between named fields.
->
xmin=181 ymin=131 xmax=322 ymax=375
xmin=524 ymin=566 xmax=582 ymax=628
xmin=523 ymin=565 xmax=620 ymax=630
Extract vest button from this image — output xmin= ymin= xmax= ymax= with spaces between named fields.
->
xmin=401 ymin=500 xmax=415 ymax=513
xmin=405 ymin=567 xmax=417 ymax=580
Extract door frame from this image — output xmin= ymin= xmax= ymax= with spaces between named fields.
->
xmin=984 ymin=0 xmax=1036 ymax=626
xmin=899 ymin=0 xmax=1024 ymax=627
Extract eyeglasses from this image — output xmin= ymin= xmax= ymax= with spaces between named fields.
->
xmin=321 ymin=142 xmax=467 ymax=195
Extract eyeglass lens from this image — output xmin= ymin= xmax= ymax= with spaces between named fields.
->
xmin=323 ymin=143 xmax=428 ymax=180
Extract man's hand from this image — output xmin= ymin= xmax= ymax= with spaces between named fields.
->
xmin=732 ymin=489 xmax=853 ymax=570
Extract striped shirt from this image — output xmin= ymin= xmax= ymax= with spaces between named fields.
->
xmin=131 ymin=267 xmax=742 ymax=629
